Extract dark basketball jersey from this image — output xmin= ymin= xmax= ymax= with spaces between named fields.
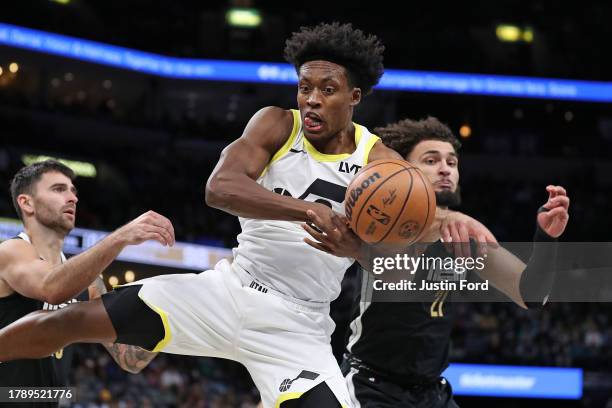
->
xmin=0 ymin=235 xmax=86 ymax=407
xmin=345 ymin=241 xmax=471 ymax=382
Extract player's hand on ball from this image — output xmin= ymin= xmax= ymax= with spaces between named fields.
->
xmin=115 ymin=210 xmax=176 ymax=247
xmin=440 ymin=211 xmax=498 ymax=258
xmin=537 ymin=185 xmax=570 ymax=238
xmin=302 ymin=206 xmax=363 ymax=260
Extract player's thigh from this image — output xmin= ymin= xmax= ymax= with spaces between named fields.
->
xmin=241 ymin=307 xmax=351 ymax=407
xmin=280 ymin=382 xmax=341 ymax=408
xmin=103 ymin=263 xmax=239 ymax=356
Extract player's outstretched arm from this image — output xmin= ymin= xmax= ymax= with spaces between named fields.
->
xmin=88 ymin=277 xmax=157 ymax=374
xmin=476 ymin=185 xmax=570 ymax=308
xmin=206 ymin=106 xmax=332 ymax=223
xmin=0 ymin=211 xmax=174 ymax=305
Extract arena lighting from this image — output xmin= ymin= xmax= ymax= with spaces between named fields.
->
xmin=226 ymin=8 xmax=262 ymax=28
xmin=496 ymin=24 xmax=534 ymax=43
xmin=50 ymin=0 xmax=70 ymax=4
xmin=108 ymin=276 xmax=119 ymax=286
xmin=124 ymin=270 xmax=135 ymax=283
xmin=459 ymin=124 xmax=472 ymax=138
xmin=0 ymin=66 xmax=3 ymax=76
xmin=1 ymin=23 xmax=611 ymax=102
xmin=21 ymin=154 xmax=97 ymax=178
xmin=8 ymin=62 xmax=18 ymax=73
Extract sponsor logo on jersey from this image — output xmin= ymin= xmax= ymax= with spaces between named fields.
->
xmin=339 ymin=161 xmax=362 ymax=175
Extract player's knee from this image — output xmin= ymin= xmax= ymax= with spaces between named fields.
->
xmin=102 ymin=285 xmax=165 ymax=350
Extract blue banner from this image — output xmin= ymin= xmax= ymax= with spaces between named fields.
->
xmin=1 ymin=22 xmax=611 ymax=102
xmin=443 ymin=363 xmax=583 ymax=399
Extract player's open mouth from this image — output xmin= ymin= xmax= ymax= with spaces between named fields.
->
xmin=304 ymin=112 xmax=324 ymax=132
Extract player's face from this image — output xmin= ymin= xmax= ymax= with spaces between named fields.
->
xmin=407 ymin=140 xmax=459 ymax=192
xmin=297 ymin=60 xmax=361 ymax=141
xmin=29 ymin=171 xmax=78 ymax=234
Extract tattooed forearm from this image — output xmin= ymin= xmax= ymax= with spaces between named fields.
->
xmin=103 ymin=343 xmax=158 ymax=374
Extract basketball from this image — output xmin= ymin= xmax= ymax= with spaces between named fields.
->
xmin=344 ymin=159 xmax=436 ymax=245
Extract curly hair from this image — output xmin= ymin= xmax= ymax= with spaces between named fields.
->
xmin=375 ymin=116 xmax=461 ymax=158
xmin=284 ymin=22 xmax=385 ymax=95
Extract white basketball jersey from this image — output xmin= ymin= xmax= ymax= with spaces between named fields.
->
xmin=232 ymin=109 xmax=380 ymax=303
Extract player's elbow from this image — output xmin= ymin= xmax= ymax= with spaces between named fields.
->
xmin=122 ymin=365 xmax=143 ymax=374
xmin=41 ymin=278 xmax=70 ymax=305
xmin=205 ymin=173 xmax=236 ymax=209
xmin=42 ymin=291 xmax=67 ymax=306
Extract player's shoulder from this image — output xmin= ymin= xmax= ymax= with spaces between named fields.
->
xmin=0 ymin=238 xmax=38 ymax=264
xmin=251 ymin=106 xmax=294 ymax=129
xmin=244 ymin=106 xmax=296 ymax=151
xmin=366 ymin=139 xmax=403 ymax=162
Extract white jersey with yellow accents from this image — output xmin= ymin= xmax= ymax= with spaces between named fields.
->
xmin=232 ymin=109 xmax=380 ymax=303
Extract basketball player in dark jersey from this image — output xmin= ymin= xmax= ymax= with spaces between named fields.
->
xmin=302 ymin=117 xmax=570 ymax=407
xmin=0 ymin=160 xmax=174 ymax=406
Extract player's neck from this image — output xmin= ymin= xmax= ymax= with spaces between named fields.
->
xmin=23 ymin=222 xmax=65 ymax=264
xmin=307 ymin=122 xmax=356 ymax=155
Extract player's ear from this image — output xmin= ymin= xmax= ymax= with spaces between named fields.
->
xmin=351 ymin=88 xmax=362 ymax=106
xmin=17 ymin=194 xmax=35 ymax=217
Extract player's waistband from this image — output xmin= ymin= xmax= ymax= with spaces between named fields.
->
xmin=344 ymin=353 xmax=444 ymax=390
xmin=230 ymin=261 xmax=331 ymax=312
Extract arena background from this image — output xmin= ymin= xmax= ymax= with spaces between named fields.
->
xmin=1 ymin=1 xmax=611 ymax=406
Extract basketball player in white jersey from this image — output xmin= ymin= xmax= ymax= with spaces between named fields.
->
xmin=0 ymin=160 xmax=173 ymax=390
xmin=0 ymin=24 xmax=495 ymax=407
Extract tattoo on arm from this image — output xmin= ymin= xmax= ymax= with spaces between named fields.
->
xmin=103 ymin=343 xmax=158 ymax=374
xmin=90 ymin=278 xmax=158 ymax=373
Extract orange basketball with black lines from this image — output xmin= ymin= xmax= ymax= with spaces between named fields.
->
xmin=344 ymin=159 xmax=436 ymax=245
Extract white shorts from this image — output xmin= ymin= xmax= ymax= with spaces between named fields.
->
xmin=124 ymin=259 xmax=352 ymax=408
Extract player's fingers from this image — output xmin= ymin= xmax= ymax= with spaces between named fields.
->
xmin=144 ymin=225 xmax=171 ymax=246
xmin=546 ymin=206 xmax=568 ymax=220
xmin=554 ymin=185 xmax=567 ymax=196
xmin=145 ymin=212 xmax=175 ymax=245
xmin=302 ymin=223 xmax=335 ymax=248
xmin=448 ymin=223 xmax=464 ymax=258
xmin=440 ymin=224 xmax=453 ymax=253
xmin=457 ymin=224 xmax=472 ymax=258
xmin=303 ymin=237 xmax=333 ymax=254
xmin=306 ymin=209 xmax=334 ymax=234
xmin=476 ymin=234 xmax=488 ymax=257
xmin=143 ymin=232 xmax=167 ymax=246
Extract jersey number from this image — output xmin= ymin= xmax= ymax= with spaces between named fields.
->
xmin=430 ymin=291 xmax=448 ymax=318
xmin=274 ymin=179 xmax=347 ymax=209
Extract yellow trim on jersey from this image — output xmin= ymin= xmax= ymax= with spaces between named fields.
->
xmin=260 ymin=109 xmax=301 ymax=177
xmin=137 ymin=293 xmax=173 ymax=353
xmin=363 ymin=134 xmax=381 ymax=165
xmin=274 ymin=392 xmax=303 ymax=407
xmin=303 ymin=124 xmax=362 ymax=162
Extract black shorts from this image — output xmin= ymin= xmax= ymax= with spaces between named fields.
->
xmin=101 ymin=285 xmax=165 ymax=351
xmin=341 ymin=358 xmax=459 ymax=408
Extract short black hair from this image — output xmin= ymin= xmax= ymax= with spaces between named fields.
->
xmin=375 ymin=116 xmax=461 ymax=158
xmin=284 ymin=22 xmax=385 ymax=95
xmin=10 ymin=160 xmax=75 ymax=220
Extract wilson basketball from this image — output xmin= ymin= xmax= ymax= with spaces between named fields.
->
xmin=344 ymin=159 xmax=436 ymax=245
